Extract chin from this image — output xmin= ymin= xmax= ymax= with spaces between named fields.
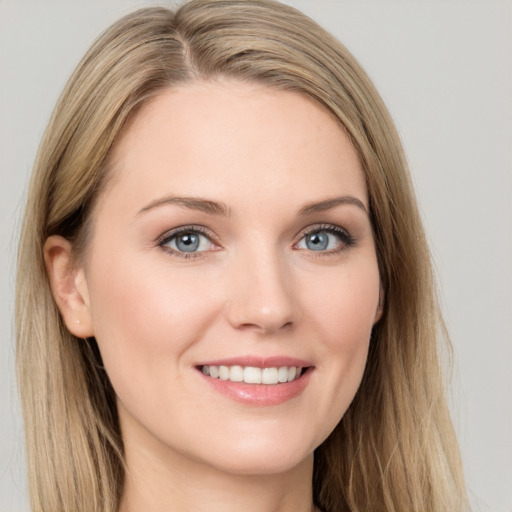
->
xmin=207 ymin=449 xmax=314 ymax=477
xmin=184 ymin=428 xmax=319 ymax=477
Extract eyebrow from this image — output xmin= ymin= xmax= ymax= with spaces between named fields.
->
xmin=137 ymin=194 xmax=368 ymax=218
xmin=297 ymin=196 xmax=369 ymax=216
xmin=137 ymin=196 xmax=230 ymax=216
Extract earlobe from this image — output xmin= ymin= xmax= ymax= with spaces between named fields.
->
xmin=44 ymin=235 xmax=94 ymax=338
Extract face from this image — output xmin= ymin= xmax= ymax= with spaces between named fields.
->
xmin=72 ymin=80 xmax=381 ymax=476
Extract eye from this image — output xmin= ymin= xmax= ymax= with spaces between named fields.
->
xmin=158 ymin=226 xmax=217 ymax=257
xmin=296 ymin=225 xmax=354 ymax=253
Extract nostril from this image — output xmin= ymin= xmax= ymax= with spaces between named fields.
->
xmin=223 ymin=269 xmax=301 ymax=333
xmin=236 ymin=319 xmax=294 ymax=335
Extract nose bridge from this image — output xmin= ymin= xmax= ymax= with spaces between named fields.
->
xmin=225 ymin=240 xmax=299 ymax=333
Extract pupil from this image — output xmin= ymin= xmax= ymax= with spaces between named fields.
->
xmin=307 ymin=232 xmax=328 ymax=251
xmin=177 ymin=233 xmax=199 ymax=252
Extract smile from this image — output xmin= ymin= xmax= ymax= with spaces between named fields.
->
xmin=201 ymin=365 xmax=302 ymax=384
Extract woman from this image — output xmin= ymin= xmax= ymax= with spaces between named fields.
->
xmin=15 ymin=0 xmax=468 ymax=511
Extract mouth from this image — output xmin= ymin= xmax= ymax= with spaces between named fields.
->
xmin=199 ymin=364 xmax=304 ymax=385
xmin=195 ymin=356 xmax=314 ymax=405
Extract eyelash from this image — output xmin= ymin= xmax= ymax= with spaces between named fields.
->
xmin=157 ymin=225 xmax=218 ymax=260
xmin=157 ymin=223 xmax=356 ymax=259
xmin=295 ymin=224 xmax=356 ymax=255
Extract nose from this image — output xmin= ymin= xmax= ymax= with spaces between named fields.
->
xmin=224 ymin=248 xmax=300 ymax=335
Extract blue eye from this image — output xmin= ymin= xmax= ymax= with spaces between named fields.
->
xmin=160 ymin=228 xmax=213 ymax=255
xmin=297 ymin=226 xmax=353 ymax=252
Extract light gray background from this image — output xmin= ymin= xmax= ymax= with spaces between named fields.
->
xmin=1 ymin=1 xmax=510 ymax=511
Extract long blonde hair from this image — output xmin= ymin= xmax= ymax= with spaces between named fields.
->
xmin=16 ymin=1 xmax=468 ymax=511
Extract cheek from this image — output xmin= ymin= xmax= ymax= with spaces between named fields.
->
xmin=302 ymin=261 xmax=379 ymax=431
xmin=307 ymin=261 xmax=380 ymax=349
xmin=85 ymin=253 xmax=220 ymax=396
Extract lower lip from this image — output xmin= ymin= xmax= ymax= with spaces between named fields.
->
xmin=198 ymin=368 xmax=313 ymax=406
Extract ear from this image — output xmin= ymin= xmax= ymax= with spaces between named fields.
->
xmin=373 ymin=285 xmax=385 ymax=324
xmin=44 ymin=235 xmax=94 ymax=338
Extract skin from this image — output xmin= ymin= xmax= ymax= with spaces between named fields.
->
xmin=46 ymin=80 xmax=382 ymax=512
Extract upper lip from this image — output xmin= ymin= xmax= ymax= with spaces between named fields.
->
xmin=196 ymin=355 xmax=313 ymax=368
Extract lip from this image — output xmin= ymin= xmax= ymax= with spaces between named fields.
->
xmin=196 ymin=355 xmax=312 ymax=368
xmin=195 ymin=355 xmax=314 ymax=406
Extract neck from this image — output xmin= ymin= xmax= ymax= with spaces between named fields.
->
xmin=119 ymin=420 xmax=314 ymax=512
xmin=118 ymin=437 xmax=316 ymax=512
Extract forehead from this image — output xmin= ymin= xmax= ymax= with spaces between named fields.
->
xmin=101 ymin=79 xmax=367 ymax=213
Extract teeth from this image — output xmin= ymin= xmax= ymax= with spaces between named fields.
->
xmin=201 ymin=365 xmax=303 ymax=384
xmin=244 ymin=366 xmax=262 ymax=384
xmin=219 ymin=365 xmax=229 ymax=380
xmin=277 ymin=366 xmax=288 ymax=383
xmin=229 ymin=365 xmax=243 ymax=382
xmin=261 ymin=367 xmax=278 ymax=384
